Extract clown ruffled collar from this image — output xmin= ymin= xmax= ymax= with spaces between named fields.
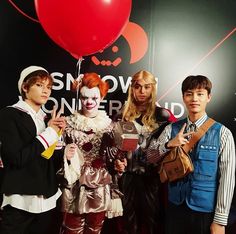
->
xmin=66 ymin=110 xmax=112 ymax=132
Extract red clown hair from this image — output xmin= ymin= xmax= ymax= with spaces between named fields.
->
xmin=80 ymin=73 xmax=109 ymax=98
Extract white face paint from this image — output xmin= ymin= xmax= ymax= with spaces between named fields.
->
xmin=80 ymin=86 xmax=101 ymax=117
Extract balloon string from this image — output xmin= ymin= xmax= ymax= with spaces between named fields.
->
xmin=8 ymin=0 xmax=40 ymax=23
xmin=75 ymin=58 xmax=84 ymax=78
xmin=75 ymin=57 xmax=84 ymax=112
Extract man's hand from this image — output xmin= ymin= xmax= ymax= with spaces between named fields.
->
xmin=48 ymin=106 xmax=66 ymax=133
xmin=65 ymin=143 xmax=78 ymax=161
xmin=167 ymin=123 xmax=193 ymax=148
xmin=210 ymin=222 xmax=225 ymax=234
xmin=114 ymin=158 xmax=127 ymax=173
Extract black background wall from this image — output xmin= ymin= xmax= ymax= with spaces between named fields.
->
xmin=0 ymin=0 xmax=236 ymax=233
xmin=1 ymin=0 xmax=235 ymax=134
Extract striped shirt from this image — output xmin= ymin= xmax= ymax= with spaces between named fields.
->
xmin=148 ymin=114 xmax=236 ymax=226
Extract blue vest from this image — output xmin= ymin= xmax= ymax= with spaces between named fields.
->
xmin=168 ymin=118 xmax=222 ymax=212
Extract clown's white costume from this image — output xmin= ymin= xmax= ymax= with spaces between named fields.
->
xmin=59 ymin=73 xmax=124 ymax=234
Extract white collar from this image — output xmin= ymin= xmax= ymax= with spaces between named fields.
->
xmin=66 ymin=110 xmax=112 ymax=132
xmin=12 ymin=100 xmax=46 ymax=121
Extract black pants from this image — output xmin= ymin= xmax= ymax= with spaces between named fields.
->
xmin=121 ymin=173 xmax=162 ymax=234
xmin=0 ymin=205 xmax=56 ymax=234
xmin=166 ymin=202 xmax=214 ymax=234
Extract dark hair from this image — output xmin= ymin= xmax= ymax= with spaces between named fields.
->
xmin=21 ymin=71 xmax=53 ymax=100
xmin=181 ymin=75 xmax=212 ymax=95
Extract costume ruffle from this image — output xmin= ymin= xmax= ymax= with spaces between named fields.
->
xmin=66 ymin=110 xmax=111 ymax=132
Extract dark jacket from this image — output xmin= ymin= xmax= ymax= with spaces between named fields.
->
xmin=0 ymin=107 xmax=58 ymax=198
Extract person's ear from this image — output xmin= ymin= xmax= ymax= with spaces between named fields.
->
xmin=21 ymin=83 xmax=28 ymax=93
xmin=207 ymin=94 xmax=212 ymax=103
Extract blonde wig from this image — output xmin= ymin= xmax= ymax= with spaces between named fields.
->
xmin=122 ymin=70 xmax=158 ymax=131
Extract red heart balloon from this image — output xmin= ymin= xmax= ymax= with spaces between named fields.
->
xmin=34 ymin=0 xmax=132 ymax=58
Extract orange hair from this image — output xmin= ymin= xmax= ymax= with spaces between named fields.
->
xmin=80 ymin=73 xmax=109 ymax=98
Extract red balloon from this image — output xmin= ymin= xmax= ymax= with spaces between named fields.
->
xmin=34 ymin=0 xmax=132 ymax=57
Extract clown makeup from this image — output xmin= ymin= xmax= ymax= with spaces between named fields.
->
xmin=80 ymin=86 xmax=101 ymax=117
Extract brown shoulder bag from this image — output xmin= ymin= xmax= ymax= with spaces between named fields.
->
xmin=159 ymin=118 xmax=215 ymax=183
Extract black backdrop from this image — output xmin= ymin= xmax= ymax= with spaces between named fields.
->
xmin=0 ymin=0 xmax=235 ymax=135
xmin=0 ymin=0 xmax=236 ymax=233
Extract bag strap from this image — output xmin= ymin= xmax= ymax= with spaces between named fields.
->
xmin=183 ymin=118 xmax=215 ymax=153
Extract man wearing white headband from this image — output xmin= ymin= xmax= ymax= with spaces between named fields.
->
xmin=0 ymin=66 xmax=65 ymax=234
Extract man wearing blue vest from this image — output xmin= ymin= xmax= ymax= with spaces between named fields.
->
xmin=148 ymin=75 xmax=235 ymax=234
